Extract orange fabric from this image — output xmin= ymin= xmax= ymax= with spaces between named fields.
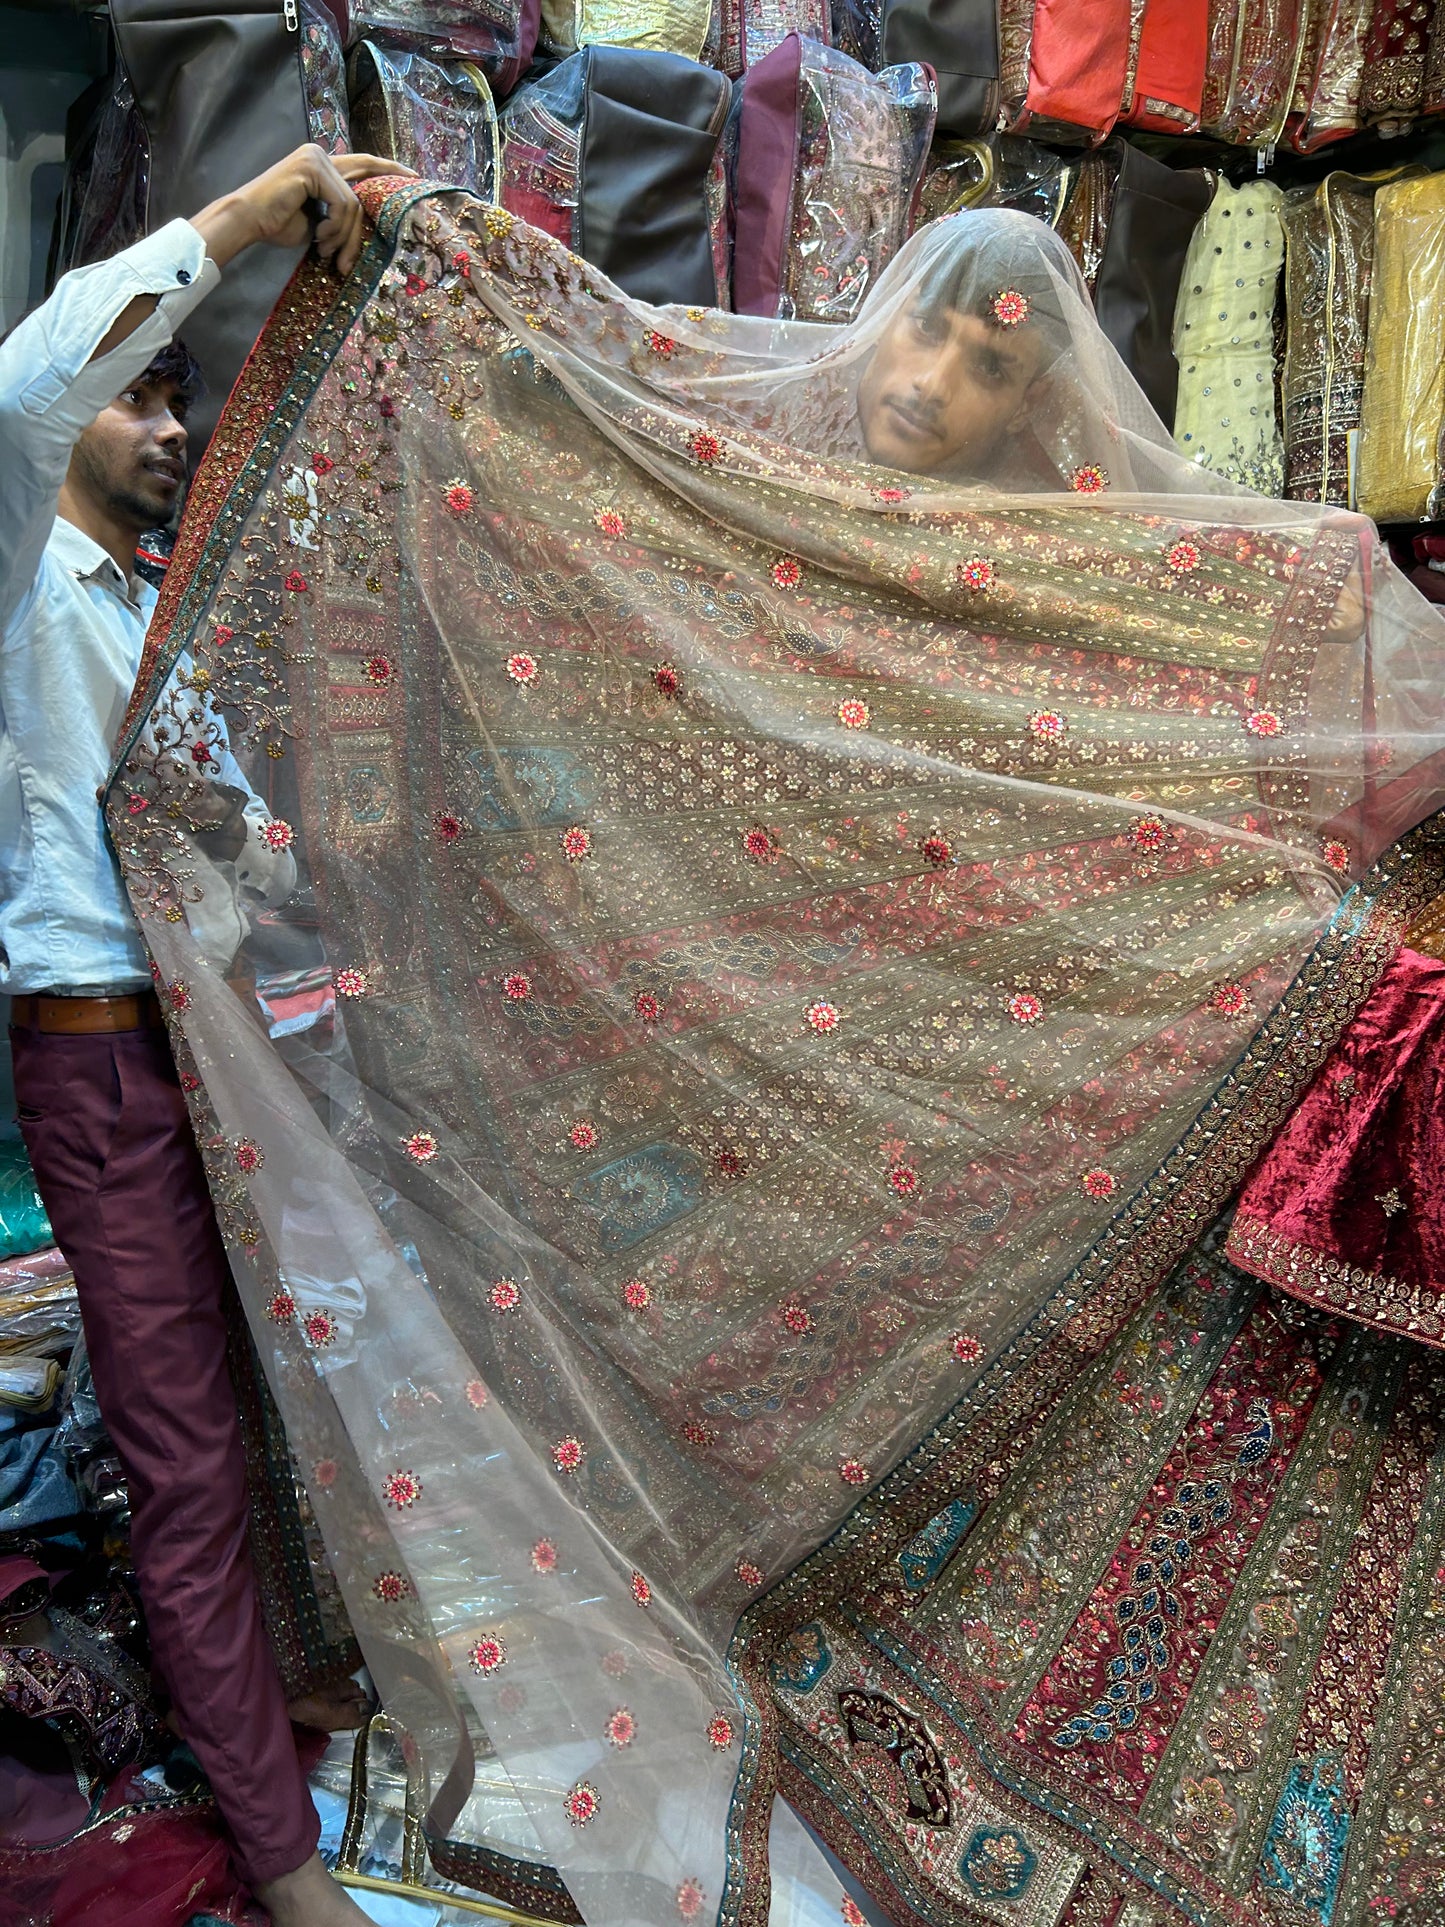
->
xmin=1125 ymin=0 xmax=1209 ymax=129
xmin=1026 ymin=0 xmax=1134 ymax=133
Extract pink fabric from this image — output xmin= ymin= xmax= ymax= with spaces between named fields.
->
xmin=1125 ymin=0 xmax=1209 ymax=128
xmin=8 ymin=1017 xmax=319 ymax=1887
xmin=1226 ymin=945 xmax=1445 ymax=1343
xmin=1026 ymin=0 xmax=1134 ymax=133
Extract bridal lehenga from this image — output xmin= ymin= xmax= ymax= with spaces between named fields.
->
xmin=104 ymin=183 xmax=1445 ymax=1925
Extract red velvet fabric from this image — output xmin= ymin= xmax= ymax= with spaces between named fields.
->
xmin=1226 ymin=945 xmax=1445 ymax=1343
xmin=1025 ymin=0 xmax=1134 ymax=134
xmin=1124 ymin=0 xmax=1209 ymax=129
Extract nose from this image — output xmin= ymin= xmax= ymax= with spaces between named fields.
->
xmin=909 ymin=350 xmax=955 ymax=406
xmin=155 ymin=409 xmax=188 ymax=457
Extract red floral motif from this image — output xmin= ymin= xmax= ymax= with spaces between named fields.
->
xmin=630 ymin=1570 xmax=652 ymax=1607
xmin=1007 ymin=991 xmax=1044 ymax=1024
xmin=335 ymin=967 xmax=369 ymax=999
xmin=180 ymin=1071 xmax=200 ymax=1093
xmin=363 ymin=653 xmax=394 ymax=685
xmin=706 ymin=1713 xmax=735 ymax=1750
xmin=737 ymin=1562 xmax=765 ymax=1589
xmin=1131 ymin=814 xmax=1170 ymax=853
xmin=689 ymin=430 xmax=723 ymax=464
xmin=283 ymin=570 xmax=308 ymax=593
xmin=919 ymin=831 xmax=952 ymax=868
xmin=1166 ymin=537 xmax=1201 ymax=574
xmin=838 ymin=698 xmax=870 ymax=730
xmin=382 ymin=1469 xmax=422 ymax=1509
xmin=605 ymin=1706 xmax=636 ymax=1747
xmin=127 ymin=794 xmax=149 ymax=814
xmin=372 ymin=1570 xmax=410 ymax=1603
xmin=1028 ymin=709 xmax=1066 ymax=743
xmin=682 ymin=1419 xmax=715 ymax=1447
xmin=1322 ymin=839 xmax=1350 ymax=874
xmin=888 ymin=1163 xmax=920 ymax=1197
xmin=622 ymin=1278 xmax=651 ymax=1309
xmin=404 ymin=273 xmax=427 ymax=296
xmin=506 ymin=652 xmax=538 ymax=687
xmin=645 ymin=331 xmax=677 ymax=359
xmin=601 ymin=1649 xmax=629 ymax=1678
xmin=714 ymin=1147 xmax=747 ymax=1180
xmin=312 ymin=1457 xmax=339 ymax=1488
xmin=842 ymin=1902 xmax=865 ymax=1927
xmin=677 ymin=1879 xmax=705 ymax=1921
xmin=465 ymin=1378 xmax=489 ymax=1409
xmin=569 ymin=1120 xmax=597 ymax=1151
xmin=783 ymin=1303 xmax=813 ymax=1335
xmin=771 ymin=555 xmax=802 ymax=590
xmin=743 ymin=824 xmax=779 ymax=863
xmin=234 ymin=1139 xmax=264 ymax=1175
xmin=531 ymin=1538 xmax=558 ymax=1573
xmin=951 ymin=1331 xmax=984 ymax=1364
xmin=189 ymin=740 xmax=215 ymax=768
xmin=875 ymin=486 xmax=909 ymax=505
xmin=553 ymin=1436 xmax=585 ymax=1473
xmin=806 ymin=999 xmax=840 ymax=1034
xmin=1071 ymin=465 xmax=1108 ymax=495
xmin=444 ymin=481 xmax=475 ymax=515
xmin=594 ymin=508 xmax=627 ymax=539
xmin=956 ymin=556 xmax=995 ymax=593
xmin=469 ymin=1634 xmax=506 ymax=1674
xmin=213 ymin=624 xmax=234 ymax=646
xmin=1210 ymin=981 xmax=1251 ymax=1018
xmin=652 ymin=660 xmax=681 ymax=698
xmin=260 ymin=818 xmax=295 ymax=853
xmin=563 ymin=1782 xmax=599 ymax=1827
xmin=452 ymin=250 xmax=470 ymax=272
xmin=265 ymin=1289 xmax=295 ymax=1324
xmin=169 ymin=981 xmax=192 ymax=1014
xmin=502 ymin=971 xmax=532 ymax=1003
xmin=303 ymin=1310 xmax=337 ymax=1348
xmin=311 ymin=453 xmax=335 ymax=477
xmin=403 ymin=1131 xmax=438 ymax=1163
xmin=990 ymin=287 xmax=1031 ymax=328
xmin=634 ymin=990 xmax=663 ymax=1024
xmin=379 ymin=395 xmax=396 ymax=419
xmin=1082 ymin=1167 xmax=1117 ymax=1199
xmin=489 ymin=1277 xmax=521 ymax=1312
xmin=432 ymin=811 xmax=465 ymax=844
xmin=839 ymin=1458 xmax=870 ymax=1485
xmin=560 ymin=824 xmax=592 ymax=863
xmin=1245 ymin=709 xmax=1283 ymax=738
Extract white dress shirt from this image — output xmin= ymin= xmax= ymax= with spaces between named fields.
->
xmin=0 ymin=219 xmax=293 ymax=994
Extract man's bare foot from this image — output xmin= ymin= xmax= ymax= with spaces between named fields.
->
xmin=286 ymin=1677 xmax=372 ymax=1732
xmin=256 ymin=1850 xmax=373 ymax=1926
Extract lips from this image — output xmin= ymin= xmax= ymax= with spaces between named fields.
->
xmin=146 ymin=462 xmax=185 ymax=486
xmin=884 ymin=399 xmax=938 ymax=443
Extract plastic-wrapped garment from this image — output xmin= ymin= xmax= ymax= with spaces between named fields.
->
xmin=915 ymin=137 xmax=996 ymax=225
xmin=716 ymin=0 xmax=829 ymax=76
xmin=347 ymin=0 xmax=539 ymax=93
xmin=0 ymin=1140 xmax=52 ymax=1264
xmin=1121 ymin=0 xmax=1209 ymax=130
xmin=1360 ymin=0 xmax=1436 ymax=121
xmin=1090 ymin=141 xmax=1212 ymax=425
xmin=500 ymin=48 xmax=732 ymax=307
xmin=49 ymin=72 xmax=150 ymax=280
xmin=1172 ymin=177 xmax=1286 ymax=492
xmin=1010 ymin=0 xmax=1134 ymax=140
xmin=1053 ymin=145 xmax=1117 ymax=289
xmin=539 ymin=0 xmax=718 ymax=60
xmin=1201 ymin=0 xmax=1308 ymax=143
xmin=878 ymin=0 xmax=1000 ymax=136
xmin=1280 ymin=170 xmax=1410 ymax=506
xmin=299 ymin=0 xmax=350 ymax=152
xmin=0 ymin=1413 xmax=76 ymax=1532
xmin=1427 ymin=0 xmax=1445 ymax=106
xmin=349 ymin=43 xmax=499 ymax=196
xmin=1358 ymin=171 xmax=1445 ymax=523
xmin=0 ymin=1247 xmax=78 ymax=1359
xmin=1287 ymin=0 xmax=1370 ymax=150
xmin=733 ymin=35 xmax=936 ymax=320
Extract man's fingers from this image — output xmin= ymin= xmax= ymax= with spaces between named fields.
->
xmin=334 ymin=152 xmax=420 ymax=183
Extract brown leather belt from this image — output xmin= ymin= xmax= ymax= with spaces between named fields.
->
xmin=9 ymin=991 xmax=163 ymax=1035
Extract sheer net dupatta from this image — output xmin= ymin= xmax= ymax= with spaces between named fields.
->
xmin=106 ymin=184 xmax=1445 ymax=1924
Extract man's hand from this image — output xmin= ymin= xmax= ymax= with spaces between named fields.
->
xmin=190 ymin=145 xmax=419 ymax=278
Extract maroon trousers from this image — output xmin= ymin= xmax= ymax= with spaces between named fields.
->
xmin=9 ymin=1014 xmax=319 ymax=1888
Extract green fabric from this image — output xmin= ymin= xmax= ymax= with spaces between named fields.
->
xmin=0 ymin=1137 xmax=52 ymax=1261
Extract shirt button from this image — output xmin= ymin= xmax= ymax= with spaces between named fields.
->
xmin=177 ymin=267 xmax=192 ymax=285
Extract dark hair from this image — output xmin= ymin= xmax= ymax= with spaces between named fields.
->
xmin=137 ymin=336 xmax=205 ymax=404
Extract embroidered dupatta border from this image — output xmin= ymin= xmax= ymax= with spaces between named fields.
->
xmin=722 ymin=809 xmax=1445 ymax=1927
